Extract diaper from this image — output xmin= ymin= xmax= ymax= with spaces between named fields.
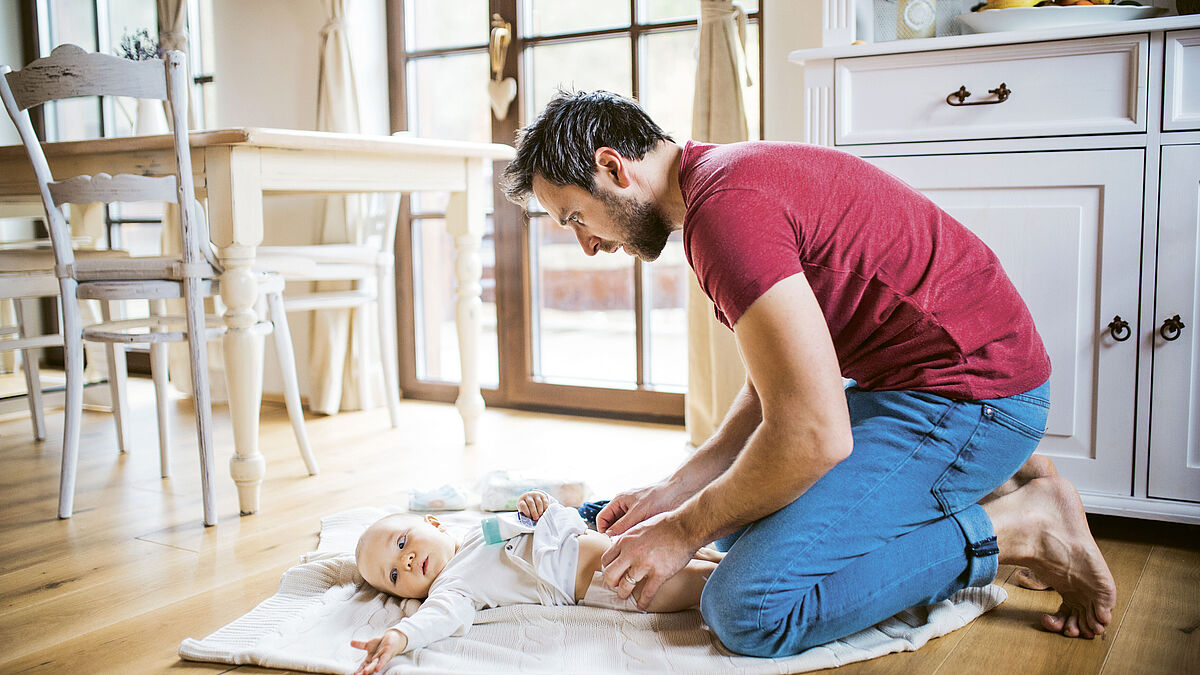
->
xmin=579 ymin=571 xmax=644 ymax=613
xmin=526 ymin=503 xmax=589 ymax=606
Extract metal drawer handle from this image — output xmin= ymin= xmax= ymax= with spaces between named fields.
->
xmin=1106 ymin=315 xmax=1131 ymax=342
xmin=1160 ymin=314 xmax=1186 ymax=341
xmin=946 ymin=83 xmax=1011 ymax=107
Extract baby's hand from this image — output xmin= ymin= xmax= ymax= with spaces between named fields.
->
xmin=517 ymin=490 xmax=550 ymax=522
xmin=350 ymin=628 xmax=407 ymax=675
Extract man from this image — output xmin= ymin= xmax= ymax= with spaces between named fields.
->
xmin=500 ymin=90 xmax=1116 ymax=657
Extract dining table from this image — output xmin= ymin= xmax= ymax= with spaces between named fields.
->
xmin=0 ymin=127 xmax=515 ymax=516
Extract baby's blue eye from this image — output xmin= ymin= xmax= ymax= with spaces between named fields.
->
xmin=398 ymin=535 xmax=406 ymax=550
xmin=390 ymin=569 xmax=397 ymax=583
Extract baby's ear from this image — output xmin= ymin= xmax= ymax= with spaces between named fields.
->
xmin=425 ymin=514 xmax=442 ymax=529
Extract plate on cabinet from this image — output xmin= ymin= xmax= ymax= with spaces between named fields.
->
xmin=958 ymin=6 xmax=1165 ymax=33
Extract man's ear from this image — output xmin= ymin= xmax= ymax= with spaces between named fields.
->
xmin=594 ymin=147 xmax=631 ymax=189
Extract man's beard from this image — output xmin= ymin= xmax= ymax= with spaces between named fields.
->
xmin=596 ymin=189 xmax=673 ymax=262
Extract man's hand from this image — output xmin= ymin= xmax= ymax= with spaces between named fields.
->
xmin=516 ymin=490 xmax=550 ymax=522
xmin=600 ymin=511 xmax=700 ymax=610
xmin=350 ymin=628 xmax=407 ymax=675
xmin=596 ymin=481 xmax=683 ymax=536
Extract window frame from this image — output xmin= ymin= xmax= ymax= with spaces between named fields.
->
xmin=387 ymin=0 xmax=763 ymax=423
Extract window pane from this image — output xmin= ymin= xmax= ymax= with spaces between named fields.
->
xmin=405 ymin=0 xmax=488 ymax=51
xmin=106 ymin=0 xmax=157 ymax=54
xmin=412 ymin=217 xmax=499 ymax=388
xmin=528 ymin=37 xmax=632 ymax=115
xmin=647 ymin=231 xmax=687 ymax=390
xmin=49 ymin=97 xmax=102 ymax=141
xmin=408 ymin=52 xmax=493 ymax=213
xmin=639 ymin=28 xmax=697 ymax=141
xmin=51 ymin=0 xmax=98 ymax=50
xmin=525 ymin=0 xmax=629 ymax=37
xmin=408 ymin=53 xmax=491 ymax=142
xmin=530 ymin=215 xmax=636 ymax=387
xmin=638 ymin=0 xmax=698 ymax=23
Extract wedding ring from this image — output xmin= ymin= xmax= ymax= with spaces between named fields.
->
xmin=624 ymin=573 xmax=639 ymax=586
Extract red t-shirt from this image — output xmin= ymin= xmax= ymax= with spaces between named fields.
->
xmin=680 ymin=140 xmax=1050 ymax=400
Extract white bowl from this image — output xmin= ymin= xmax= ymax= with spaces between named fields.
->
xmin=958 ymin=5 xmax=1165 ymax=34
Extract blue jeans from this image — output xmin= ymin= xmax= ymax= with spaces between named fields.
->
xmin=700 ymin=381 xmax=1050 ymax=657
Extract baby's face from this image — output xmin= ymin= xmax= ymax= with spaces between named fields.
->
xmin=357 ymin=513 xmax=458 ymax=599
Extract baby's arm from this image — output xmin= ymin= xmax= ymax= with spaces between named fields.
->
xmin=516 ymin=489 xmax=554 ymax=521
xmin=350 ymin=589 xmax=475 ymax=672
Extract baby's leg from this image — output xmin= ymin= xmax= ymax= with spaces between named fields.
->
xmin=574 ymin=531 xmax=717 ymax=611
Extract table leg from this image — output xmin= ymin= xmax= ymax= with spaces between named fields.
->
xmin=446 ymin=159 xmax=486 ymax=445
xmin=219 ymin=246 xmax=268 ymax=514
xmin=206 ymin=146 xmax=268 ymax=515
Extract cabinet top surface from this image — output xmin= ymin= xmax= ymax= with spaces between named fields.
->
xmin=789 ymin=14 xmax=1200 ymax=63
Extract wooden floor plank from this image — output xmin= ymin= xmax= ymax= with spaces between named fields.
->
xmin=932 ymin=535 xmax=1152 ymax=675
xmin=2 ymin=379 xmax=1198 ymax=674
xmin=1100 ymin=545 xmax=1200 ymax=675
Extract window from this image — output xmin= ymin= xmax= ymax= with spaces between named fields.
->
xmin=392 ymin=0 xmax=761 ymax=420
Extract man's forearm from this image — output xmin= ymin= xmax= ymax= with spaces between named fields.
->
xmin=674 ymin=416 xmax=851 ymax=547
xmin=668 ymin=382 xmax=763 ymax=499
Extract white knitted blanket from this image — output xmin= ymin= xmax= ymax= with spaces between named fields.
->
xmin=179 ymin=507 xmax=1006 ymax=674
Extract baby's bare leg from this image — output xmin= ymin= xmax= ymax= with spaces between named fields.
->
xmin=574 ymin=531 xmax=717 ymax=611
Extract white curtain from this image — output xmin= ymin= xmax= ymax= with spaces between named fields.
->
xmin=157 ymin=0 xmax=198 ymax=128
xmin=308 ymin=0 xmax=386 ymax=414
xmin=686 ymin=0 xmax=751 ymax=448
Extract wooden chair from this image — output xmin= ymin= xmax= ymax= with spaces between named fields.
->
xmin=255 ymin=191 xmax=402 ymax=427
xmin=0 ymin=246 xmax=131 ymax=444
xmin=0 ymin=44 xmax=317 ymax=526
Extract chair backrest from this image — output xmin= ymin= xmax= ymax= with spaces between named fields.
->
xmin=0 ymin=44 xmax=205 ymax=273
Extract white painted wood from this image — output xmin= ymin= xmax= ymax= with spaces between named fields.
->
xmin=1164 ymin=30 xmax=1200 ymax=132
xmin=14 ymin=297 xmax=46 ymax=441
xmin=835 ymin=35 xmax=1148 ymax=145
xmin=377 ymin=259 xmax=402 ymax=428
xmin=99 ymin=301 xmax=131 ymax=453
xmin=149 ymin=299 xmax=171 ymax=479
xmin=266 ymin=290 xmax=318 ymax=476
xmin=1149 ymin=144 xmax=1200 ymax=503
xmin=48 ymin=173 xmax=178 ymax=206
xmin=791 ymin=14 xmax=1200 ymax=62
xmin=446 ymin=159 xmax=486 ymax=446
xmin=868 ymin=150 xmax=1144 ymax=496
xmin=2 ymin=44 xmax=167 ymax=111
xmin=57 ymin=277 xmax=82 ymax=520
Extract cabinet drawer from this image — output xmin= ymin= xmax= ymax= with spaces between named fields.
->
xmin=1165 ymin=30 xmax=1200 ymax=131
xmin=834 ymin=35 xmax=1148 ymax=145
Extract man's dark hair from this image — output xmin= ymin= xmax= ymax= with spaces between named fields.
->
xmin=501 ymin=90 xmax=673 ymax=208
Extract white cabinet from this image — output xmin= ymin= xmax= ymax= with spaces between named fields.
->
xmin=1149 ymin=144 xmax=1200 ymax=502
xmin=867 ymin=151 xmax=1143 ymax=497
xmin=785 ymin=20 xmax=1200 ymax=523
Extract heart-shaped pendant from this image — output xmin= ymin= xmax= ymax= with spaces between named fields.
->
xmin=488 ymin=76 xmax=517 ymax=120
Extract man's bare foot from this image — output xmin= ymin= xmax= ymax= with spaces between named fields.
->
xmin=983 ymin=476 xmax=1117 ymax=639
xmin=980 ymin=454 xmax=1059 ymax=505
xmin=693 ymin=547 xmax=726 ymax=564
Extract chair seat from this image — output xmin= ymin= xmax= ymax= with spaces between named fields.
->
xmin=1 ymin=268 xmax=59 ymax=298
xmin=82 ymin=314 xmax=227 ymax=344
xmin=72 ymin=255 xmax=219 ymax=282
xmin=256 ymin=244 xmax=390 ymax=282
xmin=76 ymin=271 xmax=283 ymax=301
xmin=0 ymin=247 xmax=129 ymax=273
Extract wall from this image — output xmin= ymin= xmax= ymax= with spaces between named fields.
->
xmin=762 ymin=0 xmax=822 ymax=141
xmin=1 ymin=2 xmax=24 ymax=145
xmin=210 ymin=0 xmax=390 ymax=398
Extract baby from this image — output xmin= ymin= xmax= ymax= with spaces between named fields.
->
xmin=350 ymin=490 xmax=718 ymax=675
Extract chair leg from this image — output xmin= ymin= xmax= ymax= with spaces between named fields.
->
xmin=99 ymin=302 xmax=131 ymax=453
xmin=266 ymin=291 xmax=318 ymax=475
xmin=58 ymin=280 xmax=84 ymax=519
xmin=183 ymin=277 xmax=218 ymax=527
xmin=15 ymin=298 xmax=46 ymax=441
xmin=150 ymin=300 xmax=172 ymax=478
xmin=377 ymin=267 xmax=402 ymax=428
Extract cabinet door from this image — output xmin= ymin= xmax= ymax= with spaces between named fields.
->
xmin=1149 ymin=145 xmax=1200 ymax=502
xmin=868 ymin=150 xmax=1143 ymax=496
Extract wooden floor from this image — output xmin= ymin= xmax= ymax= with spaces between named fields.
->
xmin=1 ymin=378 xmax=1197 ymax=674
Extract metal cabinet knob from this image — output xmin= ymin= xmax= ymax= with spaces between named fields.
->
xmin=1106 ymin=315 xmax=1131 ymax=342
xmin=1160 ymin=314 xmax=1186 ymax=342
xmin=946 ymin=83 xmax=1011 ymax=107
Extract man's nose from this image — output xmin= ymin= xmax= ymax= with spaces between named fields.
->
xmin=574 ymin=228 xmax=599 ymax=256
